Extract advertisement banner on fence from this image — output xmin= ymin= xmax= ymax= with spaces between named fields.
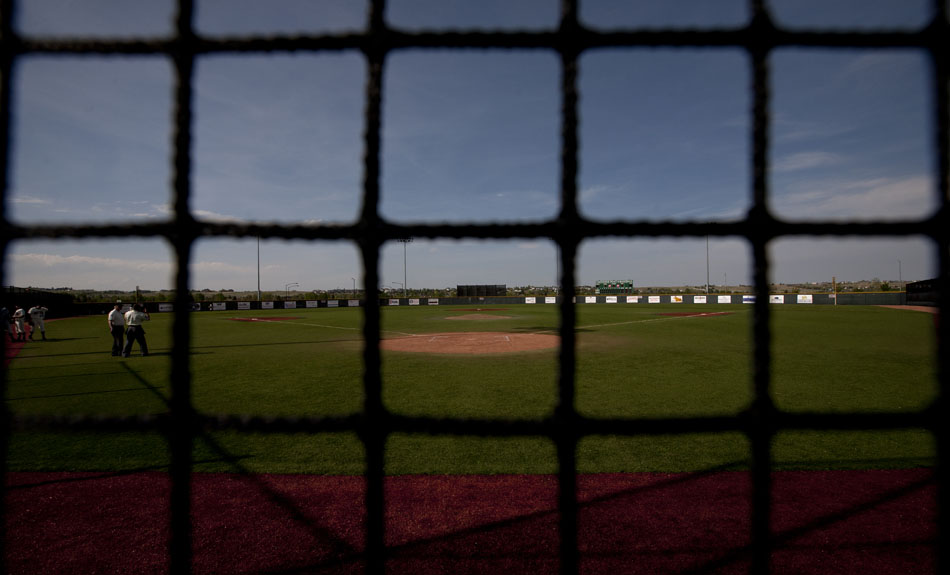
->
xmin=797 ymin=294 xmax=814 ymax=304
xmin=306 ymin=300 xmax=319 ymax=308
xmin=545 ymin=297 xmax=556 ymax=304
xmin=672 ymin=296 xmax=683 ymax=303
xmin=525 ymin=297 xmax=536 ymax=304
xmin=649 ymin=296 xmax=661 ymax=304
xmin=585 ymin=296 xmax=597 ymax=304
xmin=409 ymin=299 xmax=420 ymax=306
xmin=237 ymin=301 xmax=250 ymax=310
xmin=606 ymin=296 xmax=618 ymax=304
xmin=389 ymin=299 xmax=400 ymax=306
xmin=285 ymin=301 xmax=297 ymax=309
xmin=328 ymin=300 xmax=339 ymax=308
xmin=626 ymin=296 xmax=641 ymax=303
xmin=427 ymin=299 xmax=439 ymax=305
xmin=770 ymin=295 xmax=784 ymax=304
xmin=159 ymin=303 xmax=174 ymax=312
xmin=211 ymin=302 xmax=226 ymax=311
xmin=694 ymin=295 xmax=707 ymax=304
xmin=262 ymin=301 xmax=274 ymax=309
xmin=349 ymin=300 xmax=361 ymax=307
xmin=742 ymin=295 xmax=755 ymax=304
xmin=718 ymin=295 xmax=732 ymax=304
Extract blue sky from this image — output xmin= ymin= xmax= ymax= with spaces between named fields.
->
xmin=6 ymin=0 xmax=938 ymax=292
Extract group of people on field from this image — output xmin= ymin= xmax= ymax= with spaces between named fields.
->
xmin=1 ymin=304 xmax=48 ymax=342
xmin=2 ymin=301 xmax=151 ymax=358
xmin=108 ymin=302 xmax=150 ymax=357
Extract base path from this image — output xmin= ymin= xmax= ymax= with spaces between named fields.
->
xmin=4 ymin=469 xmax=934 ymax=574
xmin=381 ymin=332 xmax=559 ymax=354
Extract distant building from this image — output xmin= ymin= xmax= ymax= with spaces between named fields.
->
xmin=457 ymin=284 xmax=506 ymax=297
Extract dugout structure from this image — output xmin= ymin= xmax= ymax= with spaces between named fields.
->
xmin=1 ymin=3 xmax=948 ymax=575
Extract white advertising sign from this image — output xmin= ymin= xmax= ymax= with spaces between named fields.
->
xmin=672 ymin=296 xmax=683 ymax=303
xmin=545 ymin=297 xmax=556 ymax=304
xmin=626 ymin=296 xmax=640 ymax=303
xmin=389 ymin=299 xmax=400 ymax=306
xmin=262 ymin=301 xmax=274 ymax=309
xmin=159 ymin=303 xmax=174 ymax=312
xmin=211 ymin=302 xmax=226 ymax=311
xmin=306 ymin=300 xmax=319 ymax=308
xmin=742 ymin=295 xmax=755 ymax=304
xmin=585 ymin=296 xmax=597 ymax=304
xmin=797 ymin=295 xmax=813 ymax=304
xmin=427 ymin=299 xmax=439 ymax=305
xmin=328 ymin=300 xmax=339 ymax=308
xmin=605 ymin=296 xmax=618 ymax=304
xmin=770 ymin=295 xmax=784 ymax=304
xmin=649 ymin=296 xmax=661 ymax=304
xmin=237 ymin=301 xmax=250 ymax=310
xmin=525 ymin=297 xmax=536 ymax=304
xmin=693 ymin=295 xmax=707 ymax=304
xmin=349 ymin=300 xmax=361 ymax=307
xmin=285 ymin=301 xmax=297 ymax=309
xmin=409 ymin=299 xmax=420 ymax=306
xmin=718 ymin=295 xmax=732 ymax=304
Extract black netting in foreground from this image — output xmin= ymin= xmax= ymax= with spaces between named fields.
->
xmin=1 ymin=1 xmax=948 ymax=574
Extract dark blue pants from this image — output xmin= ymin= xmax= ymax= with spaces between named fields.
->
xmin=111 ymin=325 xmax=124 ymax=356
xmin=122 ymin=326 xmax=148 ymax=357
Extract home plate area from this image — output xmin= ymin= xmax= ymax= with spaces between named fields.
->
xmin=381 ymin=332 xmax=559 ymax=354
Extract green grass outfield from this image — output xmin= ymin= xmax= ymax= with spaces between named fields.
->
xmin=4 ymin=304 xmax=937 ymax=475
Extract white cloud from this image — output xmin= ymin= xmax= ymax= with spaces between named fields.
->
xmin=773 ymin=151 xmax=843 ymax=173
xmin=11 ymin=252 xmax=169 ymax=273
xmin=774 ymin=175 xmax=934 ymax=220
xmin=12 ymin=195 xmax=50 ymax=205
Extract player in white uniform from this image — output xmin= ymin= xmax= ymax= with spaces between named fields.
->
xmin=28 ymin=305 xmax=48 ymax=340
xmin=12 ymin=305 xmax=27 ymax=341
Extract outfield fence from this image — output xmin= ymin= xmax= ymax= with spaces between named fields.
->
xmin=1 ymin=2 xmax=948 ymax=575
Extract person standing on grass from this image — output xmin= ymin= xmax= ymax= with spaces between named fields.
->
xmin=108 ymin=302 xmax=125 ymax=356
xmin=12 ymin=305 xmax=28 ymax=342
xmin=122 ymin=303 xmax=150 ymax=357
xmin=1 ymin=306 xmax=13 ymax=342
xmin=28 ymin=304 xmax=48 ymax=340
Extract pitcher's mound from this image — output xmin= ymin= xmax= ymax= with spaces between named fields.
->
xmin=381 ymin=332 xmax=559 ymax=354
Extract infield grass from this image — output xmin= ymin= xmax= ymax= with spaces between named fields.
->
xmin=5 ymin=303 xmax=937 ymax=474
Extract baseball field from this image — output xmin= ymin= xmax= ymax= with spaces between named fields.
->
xmin=3 ymin=303 xmax=939 ymax=573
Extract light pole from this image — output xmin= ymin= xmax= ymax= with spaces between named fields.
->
xmin=898 ymin=259 xmax=903 ymax=303
xmin=397 ymin=238 xmax=412 ymax=298
xmin=705 ymin=234 xmax=710 ymax=294
xmin=257 ymin=236 xmax=261 ymax=302
xmin=284 ymin=282 xmax=298 ymax=300
xmin=352 ymin=277 xmax=356 ymax=299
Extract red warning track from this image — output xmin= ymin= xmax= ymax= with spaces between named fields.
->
xmin=658 ymin=311 xmax=734 ymax=317
xmin=4 ymin=469 xmax=934 ymax=574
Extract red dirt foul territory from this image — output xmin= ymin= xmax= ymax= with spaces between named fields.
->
xmin=4 ymin=469 xmax=935 ymax=574
xmin=381 ymin=332 xmax=558 ymax=354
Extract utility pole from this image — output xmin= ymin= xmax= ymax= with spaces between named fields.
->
xmin=397 ymin=238 xmax=412 ymax=298
xmin=705 ymin=235 xmax=710 ymax=294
